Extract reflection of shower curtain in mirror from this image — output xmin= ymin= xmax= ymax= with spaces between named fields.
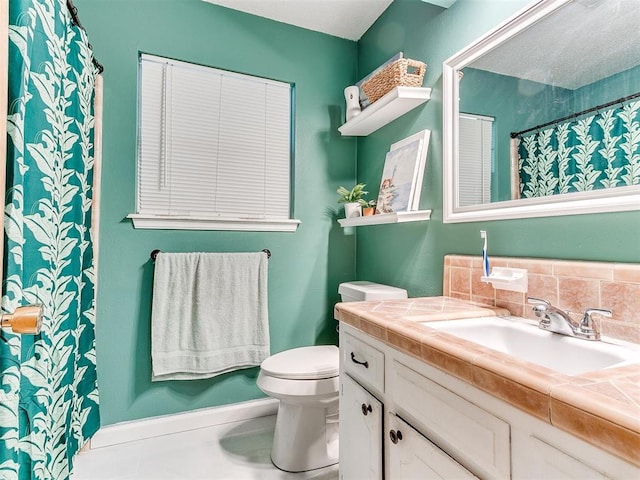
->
xmin=510 ymin=138 xmax=520 ymax=200
xmin=1 ymin=1 xmax=100 ymax=479
xmin=517 ymin=101 xmax=640 ymax=198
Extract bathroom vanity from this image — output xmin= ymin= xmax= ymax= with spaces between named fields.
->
xmin=335 ymin=297 xmax=640 ymax=479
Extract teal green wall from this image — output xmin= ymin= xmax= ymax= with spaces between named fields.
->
xmin=574 ymin=64 xmax=640 ymax=112
xmin=460 ymin=68 xmax=575 ymax=201
xmin=76 ymin=0 xmax=358 ymax=425
xmin=459 ymin=63 xmax=640 ymax=201
xmin=355 ymin=0 xmax=640 ymax=295
xmin=77 ymin=0 xmax=640 ymax=427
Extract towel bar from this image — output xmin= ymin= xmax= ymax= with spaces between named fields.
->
xmin=150 ymin=249 xmax=271 ymax=261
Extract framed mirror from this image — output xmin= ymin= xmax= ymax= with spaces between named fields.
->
xmin=443 ymin=0 xmax=640 ymax=223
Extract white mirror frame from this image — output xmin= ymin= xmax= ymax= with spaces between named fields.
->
xmin=443 ymin=0 xmax=640 ymax=223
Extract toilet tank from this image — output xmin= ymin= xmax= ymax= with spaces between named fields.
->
xmin=338 ymin=281 xmax=408 ymax=302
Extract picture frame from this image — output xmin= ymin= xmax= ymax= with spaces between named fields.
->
xmin=376 ymin=130 xmax=431 ymax=214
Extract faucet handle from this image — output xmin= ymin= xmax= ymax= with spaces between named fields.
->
xmin=583 ymin=307 xmax=612 ymax=318
xmin=577 ymin=307 xmax=612 ymax=341
xmin=527 ymin=297 xmax=552 ymax=325
xmin=527 ymin=296 xmax=550 ymax=313
xmin=527 ymin=297 xmax=550 ymax=306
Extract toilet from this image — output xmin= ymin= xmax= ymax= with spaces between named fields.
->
xmin=257 ymin=281 xmax=408 ymax=472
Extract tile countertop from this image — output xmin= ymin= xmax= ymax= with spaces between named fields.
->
xmin=334 ymin=296 xmax=640 ymax=467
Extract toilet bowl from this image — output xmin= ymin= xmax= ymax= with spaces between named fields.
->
xmin=257 ymin=345 xmax=340 ymax=472
xmin=258 ymin=281 xmax=408 ymax=472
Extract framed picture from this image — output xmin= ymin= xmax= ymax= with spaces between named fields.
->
xmin=376 ymin=130 xmax=431 ymax=214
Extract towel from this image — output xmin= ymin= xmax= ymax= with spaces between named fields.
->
xmin=151 ymin=252 xmax=270 ymax=381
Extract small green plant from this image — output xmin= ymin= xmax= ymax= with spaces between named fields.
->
xmin=337 ymin=183 xmax=368 ymax=205
xmin=365 ymin=199 xmax=377 ymax=208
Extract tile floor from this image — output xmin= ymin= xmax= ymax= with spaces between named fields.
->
xmin=71 ymin=415 xmax=339 ymax=480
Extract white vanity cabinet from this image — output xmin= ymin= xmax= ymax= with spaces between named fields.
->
xmin=339 ymin=373 xmax=383 ymax=480
xmin=387 ymin=413 xmax=478 ymax=479
xmin=339 ymin=328 xmax=484 ymax=479
xmin=388 ymin=359 xmax=510 ymax=478
xmin=517 ymin=435 xmax=612 ymax=479
xmin=340 ymin=332 xmax=385 ymax=480
xmin=341 ymin=331 xmax=385 ymax=396
xmin=510 ymin=428 xmax=638 ymax=479
xmin=339 ymin=323 xmax=639 ymax=480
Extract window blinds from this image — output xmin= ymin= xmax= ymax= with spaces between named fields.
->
xmin=458 ymin=114 xmax=493 ymax=207
xmin=137 ymin=54 xmax=292 ymax=220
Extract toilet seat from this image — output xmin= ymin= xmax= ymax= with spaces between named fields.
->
xmin=260 ymin=345 xmax=339 ymax=380
xmin=257 ymin=372 xmax=339 ymax=400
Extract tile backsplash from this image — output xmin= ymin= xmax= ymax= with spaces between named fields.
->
xmin=444 ymin=255 xmax=640 ymax=344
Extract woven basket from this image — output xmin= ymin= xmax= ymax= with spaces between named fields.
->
xmin=361 ymin=58 xmax=427 ymax=105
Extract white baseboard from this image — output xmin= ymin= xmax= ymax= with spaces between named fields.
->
xmin=90 ymin=398 xmax=279 ymax=449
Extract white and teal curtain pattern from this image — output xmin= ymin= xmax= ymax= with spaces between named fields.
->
xmin=518 ymin=101 xmax=640 ymax=197
xmin=1 ymin=0 xmax=100 ymax=479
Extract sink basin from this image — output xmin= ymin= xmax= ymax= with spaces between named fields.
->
xmin=424 ymin=316 xmax=640 ymax=376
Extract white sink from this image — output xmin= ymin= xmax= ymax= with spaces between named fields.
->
xmin=424 ymin=316 xmax=640 ymax=376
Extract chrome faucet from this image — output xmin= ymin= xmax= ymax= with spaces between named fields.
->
xmin=527 ymin=297 xmax=611 ymax=341
xmin=577 ymin=308 xmax=613 ymax=341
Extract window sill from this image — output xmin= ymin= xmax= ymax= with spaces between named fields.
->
xmin=127 ymin=214 xmax=301 ymax=232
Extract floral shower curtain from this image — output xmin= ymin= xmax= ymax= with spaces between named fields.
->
xmin=518 ymin=100 xmax=640 ymax=198
xmin=1 ymin=0 xmax=100 ymax=479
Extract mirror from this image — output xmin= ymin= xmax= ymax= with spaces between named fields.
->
xmin=443 ymin=0 xmax=640 ymax=222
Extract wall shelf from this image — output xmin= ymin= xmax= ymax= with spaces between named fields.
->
xmin=339 ymin=87 xmax=432 ymax=136
xmin=338 ymin=210 xmax=432 ymax=227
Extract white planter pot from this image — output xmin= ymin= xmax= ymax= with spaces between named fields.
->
xmin=344 ymin=202 xmax=362 ymax=218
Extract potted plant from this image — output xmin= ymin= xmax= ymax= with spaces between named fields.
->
xmin=362 ymin=199 xmax=377 ymax=216
xmin=337 ymin=183 xmax=368 ymax=218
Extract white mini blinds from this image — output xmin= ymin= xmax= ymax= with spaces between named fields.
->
xmin=134 ymin=54 xmax=298 ymax=231
xmin=458 ymin=113 xmax=493 ymax=207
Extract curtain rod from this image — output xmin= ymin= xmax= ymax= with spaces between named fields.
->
xmin=510 ymin=90 xmax=640 ymax=139
xmin=66 ymin=0 xmax=104 ymax=74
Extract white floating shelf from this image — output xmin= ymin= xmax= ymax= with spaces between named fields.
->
xmin=339 ymin=87 xmax=432 ymax=136
xmin=338 ymin=210 xmax=432 ymax=227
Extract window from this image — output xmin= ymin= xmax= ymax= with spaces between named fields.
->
xmin=129 ymin=54 xmax=299 ymax=231
xmin=458 ymin=113 xmax=493 ymax=207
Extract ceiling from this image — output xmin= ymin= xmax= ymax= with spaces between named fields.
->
xmin=202 ymin=0 xmax=456 ymax=41
xmin=202 ymin=0 xmax=393 ymax=41
xmin=202 ymin=0 xmax=637 ymax=89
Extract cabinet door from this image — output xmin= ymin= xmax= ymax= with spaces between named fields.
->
xmin=524 ymin=436 xmax=609 ymax=479
xmin=390 ymin=359 xmax=510 ymax=478
xmin=340 ymin=373 xmax=383 ymax=480
xmin=387 ymin=414 xmax=478 ymax=480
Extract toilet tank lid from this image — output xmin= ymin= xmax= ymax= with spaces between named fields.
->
xmin=338 ymin=281 xmax=408 ymax=301
xmin=261 ymin=345 xmax=339 ymax=380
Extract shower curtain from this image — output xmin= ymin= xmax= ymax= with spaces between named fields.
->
xmin=1 ymin=0 xmax=100 ymax=479
xmin=518 ymin=100 xmax=640 ymax=198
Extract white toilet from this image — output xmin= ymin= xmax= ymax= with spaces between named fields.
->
xmin=257 ymin=281 xmax=408 ymax=472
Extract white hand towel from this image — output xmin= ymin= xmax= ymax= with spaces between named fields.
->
xmin=151 ymin=252 xmax=269 ymax=381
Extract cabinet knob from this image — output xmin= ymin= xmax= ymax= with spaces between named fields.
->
xmin=361 ymin=403 xmax=372 ymax=416
xmin=350 ymin=352 xmax=369 ymax=368
xmin=389 ymin=429 xmax=403 ymax=444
